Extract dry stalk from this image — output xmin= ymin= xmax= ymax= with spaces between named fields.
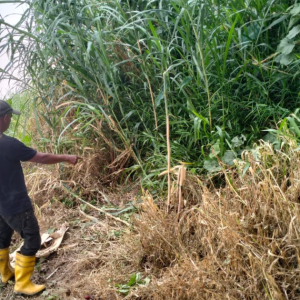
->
xmin=61 ymin=184 xmax=131 ymax=227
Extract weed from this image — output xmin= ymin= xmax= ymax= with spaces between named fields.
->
xmin=116 ymin=273 xmax=150 ymax=296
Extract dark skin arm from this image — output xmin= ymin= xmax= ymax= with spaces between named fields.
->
xmin=29 ymin=152 xmax=82 ymax=165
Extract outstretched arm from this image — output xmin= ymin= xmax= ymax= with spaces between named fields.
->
xmin=29 ymin=152 xmax=82 ymax=165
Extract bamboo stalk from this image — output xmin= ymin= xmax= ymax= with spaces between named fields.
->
xmin=177 ymin=165 xmax=186 ymax=216
xmin=163 ymin=71 xmax=171 ymax=213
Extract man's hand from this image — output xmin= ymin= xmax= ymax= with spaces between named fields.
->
xmin=66 ymin=155 xmax=83 ymax=165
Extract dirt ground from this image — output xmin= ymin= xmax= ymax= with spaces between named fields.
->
xmin=0 ymin=188 xmax=137 ymax=300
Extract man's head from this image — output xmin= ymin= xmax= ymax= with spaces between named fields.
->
xmin=0 ymin=100 xmax=21 ymax=133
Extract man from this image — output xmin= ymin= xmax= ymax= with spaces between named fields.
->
xmin=0 ymin=100 xmax=81 ymax=295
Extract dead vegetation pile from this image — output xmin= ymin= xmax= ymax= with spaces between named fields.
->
xmin=4 ymin=134 xmax=300 ymax=300
xmin=88 ymin=139 xmax=300 ymax=300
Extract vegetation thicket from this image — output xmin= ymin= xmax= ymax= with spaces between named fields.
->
xmin=94 ymin=137 xmax=300 ymax=300
xmin=2 ymin=0 xmax=300 ymax=299
xmin=1 ymin=0 xmax=300 ymax=178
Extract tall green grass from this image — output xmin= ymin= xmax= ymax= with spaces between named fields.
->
xmin=0 ymin=0 xmax=299 ymax=178
xmin=4 ymin=94 xmax=33 ymax=145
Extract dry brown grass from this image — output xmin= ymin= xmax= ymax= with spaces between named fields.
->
xmin=3 ymin=138 xmax=300 ymax=300
xmin=89 ymin=139 xmax=300 ymax=300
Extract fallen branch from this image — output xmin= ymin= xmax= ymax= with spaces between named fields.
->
xmin=61 ymin=184 xmax=131 ymax=227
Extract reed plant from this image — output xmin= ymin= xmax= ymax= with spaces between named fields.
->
xmin=0 ymin=0 xmax=299 ymax=178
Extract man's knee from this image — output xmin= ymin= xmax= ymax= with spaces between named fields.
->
xmin=0 ymin=215 xmax=14 ymax=249
xmin=6 ymin=209 xmax=41 ymax=256
xmin=21 ymin=231 xmax=41 ymax=256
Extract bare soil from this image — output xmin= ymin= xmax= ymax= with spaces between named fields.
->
xmin=0 ymin=188 xmax=137 ymax=300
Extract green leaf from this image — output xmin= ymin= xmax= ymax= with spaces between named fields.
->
xmin=276 ymin=53 xmax=294 ymax=66
xmin=86 ymin=41 xmax=93 ymax=61
xmin=203 ymin=158 xmax=221 ymax=173
xmin=287 ymin=117 xmax=300 ymax=137
xmin=291 ymin=4 xmax=300 ymax=16
xmin=191 ymin=111 xmax=208 ymax=124
xmin=242 ymin=163 xmax=250 ymax=178
xmin=193 ymin=117 xmax=201 ymax=141
xmin=71 ymin=71 xmax=83 ymax=90
xmin=289 ymin=16 xmax=300 ymax=29
xmin=179 ymin=76 xmax=193 ymax=91
xmin=136 ymin=272 xmax=142 ymax=283
xmin=277 ymin=38 xmax=295 ymax=55
xmin=216 ymin=126 xmax=223 ymax=138
xmin=262 ymin=14 xmax=289 ymax=32
xmin=127 ymin=273 xmax=137 ymax=286
xmin=155 ymin=89 xmax=164 ymax=108
xmin=262 ymin=132 xmax=277 ymax=143
xmin=231 ymin=136 xmax=245 ymax=148
xmin=118 ymin=289 xmax=129 ymax=295
xmin=144 ymin=277 xmax=151 ymax=285
xmin=287 ymin=25 xmax=300 ymax=39
xmin=222 ymin=151 xmax=237 ymax=166
xmin=209 ymin=142 xmax=220 ymax=158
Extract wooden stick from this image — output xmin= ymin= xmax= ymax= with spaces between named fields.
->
xmin=177 ymin=165 xmax=186 ymax=216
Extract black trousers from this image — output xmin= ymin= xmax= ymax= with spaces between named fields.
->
xmin=0 ymin=208 xmax=41 ymax=256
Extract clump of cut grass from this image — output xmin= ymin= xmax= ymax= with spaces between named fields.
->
xmin=88 ymin=137 xmax=300 ymax=300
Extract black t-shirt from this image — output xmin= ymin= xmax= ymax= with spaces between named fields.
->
xmin=0 ymin=134 xmax=37 ymax=217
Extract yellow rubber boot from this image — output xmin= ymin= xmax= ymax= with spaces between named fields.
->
xmin=0 ymin=248 xmax=14 ymax=283
xmin=14 ymin=252 xmax=45 ymax=296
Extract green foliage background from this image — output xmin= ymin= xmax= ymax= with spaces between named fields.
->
xmin=1 ymin=0 xmax=300 ymax=176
